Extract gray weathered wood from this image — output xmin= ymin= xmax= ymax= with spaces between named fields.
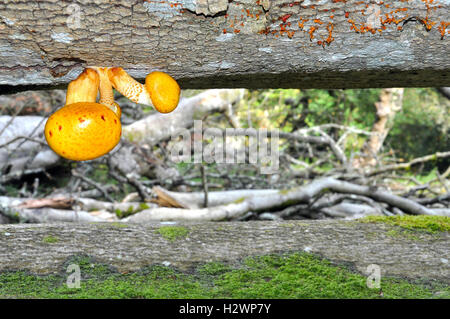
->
xmin=0 ymin=220 xmax=448 ymax=284
xmin=0 ymin=0 xmax=449 ymax=92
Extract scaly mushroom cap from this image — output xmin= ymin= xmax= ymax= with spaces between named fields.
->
xmin=145 ymin=71 xmax=180 ymax=113
xmin=45 ymin=102 xmax=121 ymax=161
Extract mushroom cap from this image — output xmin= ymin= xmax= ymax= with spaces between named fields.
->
xmin=44 ymin=102 xmax=122 ymax=161
xmin=145 ymin=71 xmax=180 ymax=113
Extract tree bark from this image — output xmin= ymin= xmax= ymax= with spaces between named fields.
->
xmin=0 ymin=0 xmax=449 ymax=92
xmin=0 ymin=221 xmax=448 ymax=284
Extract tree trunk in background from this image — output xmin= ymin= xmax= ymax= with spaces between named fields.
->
xmin=354 ymin=88 xmax=404 ymax=167
xmin=0 ymin=0 xmax=449 ymax=92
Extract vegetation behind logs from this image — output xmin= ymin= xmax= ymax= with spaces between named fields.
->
xmin=0 ymin=87 xmax=449 ymax=223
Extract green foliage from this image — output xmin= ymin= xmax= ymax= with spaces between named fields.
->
xmin=239 ymin=89 xmax=381 ymax=130
xmin=237 ymin=87 xmax=448 ymax=174
xmin=0 ymin=253 xmax=447 ymax=299
xmin=386 ymin=88 xmax=449 ymax=168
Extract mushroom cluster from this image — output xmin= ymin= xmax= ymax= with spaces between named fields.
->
xmin=44 ymin=67 xmax=180 ymax=161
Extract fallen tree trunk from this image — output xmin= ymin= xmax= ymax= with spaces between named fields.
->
xmin=152 ymin=186 xmax=279 ymax=209
xmin=0 ymin=220 xmax=448 ymax=284
xmin=0 ymin=195 xmax=160 ymax=223
xmin=0 ymin=0 xmax=449 ymax=92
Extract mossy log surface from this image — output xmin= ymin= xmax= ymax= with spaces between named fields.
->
xmin=0 ymin=220 xmax=448 ymax=284
xmin=0 ymin=0 xmax=449 ymax=92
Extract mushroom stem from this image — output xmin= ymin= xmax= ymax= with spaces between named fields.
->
xmin=65 ymin=68 xmax=99 ymax=105
xmin=107 ymin=67 xmax=181 ymax=113
xmin=107 ymin=67 xmax=152 ymax=106
xmin=91 ymin=67 xmax=122 ymax=118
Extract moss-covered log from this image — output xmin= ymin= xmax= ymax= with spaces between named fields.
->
xmin=0 ymin=218 xmax=448 ymax=286
xmin=0 ymin=0 xmax=449 ymax=93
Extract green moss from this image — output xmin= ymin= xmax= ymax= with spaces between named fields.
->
xmin=115 ymin=206 xmax=136 ymax=219
xmin=359 ymin=215 xmax=450 ymax=233
xmin=123 ymin=131 xmax=143 ymax=143
xmin=0 ymin=253 xmax=447 ymax=299
xmin=198 ymin=262 xmax=232 ymax=276
xmin=215 ymin=225 xmax=230 ymax=231
xmin=278 ymin=189 xmax=290 ymax=195
xmin=109 ymin=222 xmax=129 ymax=229
xmin=139 ymin=203 xmax=150 ymax=210
xmin=232 ymin=197 xmax=245 ymax=204
xmin=114 ymin=209 xmax=123 ymax=218
xmin=42 ymin=235 xmax=59 ymax=244
xmin=157 ymin=226 xmax=190 ymax=242
xmin=364 ymin=231 xmax=379 ymax=240
xmin=89 ymin=222 xmax=128 ymax=229
xmin=115 ymin=204 xmax=151 ymax=219
xmin=385 ymin=229 xmax=421 ymax=241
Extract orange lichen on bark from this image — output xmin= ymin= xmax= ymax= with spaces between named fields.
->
xmin=206 ymin=0 xmax=448 ymax=44
xmin=438 ymin=21 xmax=449 ymax=39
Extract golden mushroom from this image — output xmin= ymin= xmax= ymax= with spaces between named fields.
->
xmin=107 ymin=67 xmax=180 ymax=113
xmin=44 ymin=68 xmax=122 ymax=161
xmin=93 ymin=67 xmax=122 ymax=119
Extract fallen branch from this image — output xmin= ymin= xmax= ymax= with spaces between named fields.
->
xmin=367 ymin=151 xmax=450 ymax=176
xmin=209 ymin=128 xmax=347 ymax=165
xmin=125 ymin=178 xmax=444 ymax=222
xmin=152 ymin=186 xmax=279 ymax=209
xmin=17 ymin=197 xmax=74 ymax=210
xmin=0 ymin=196 xmax=158 ymax=223
xmin=72 ymin=169 xmax=114 ymax=202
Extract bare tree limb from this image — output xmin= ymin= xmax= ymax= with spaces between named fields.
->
xmin=367 ymin=151 xmax=450 ymax=176
xmin=125 ymin=178 xmax=444 ymax=222
xmin=71 ymin=169 xmax=115 ymax=202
